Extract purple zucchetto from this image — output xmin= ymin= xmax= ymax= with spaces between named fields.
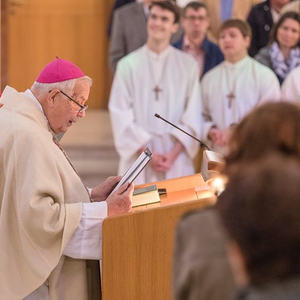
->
xmin=36 ymin=58 xmax=85 ymax=83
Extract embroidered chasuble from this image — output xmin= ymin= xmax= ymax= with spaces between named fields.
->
xmin=201 ymin=56 xmax=281 ymax=152
xmin=282 ymin=66 xmax=300 ymax=102
xmin=109 ymin=45 xmax=202 ymax=184
xmin=0 ymin=86 xmax=91 ymax=300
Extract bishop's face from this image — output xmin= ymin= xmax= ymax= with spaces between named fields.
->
xmin=147 ymin=5 xmax=178 ymax=43
xmin=46 ymin=80 xmax=90 ymax=134
xmin=219 ymin=27 xmax=250 ymax=62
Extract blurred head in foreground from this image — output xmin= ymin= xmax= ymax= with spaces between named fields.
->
xmin=226 ymin=101 xmax=300 ymax=169
xmin=217 ymin=154 xmax=300 ymax=288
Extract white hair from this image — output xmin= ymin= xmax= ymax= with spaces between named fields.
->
xmin=31 ymin=76 xmax=92 ymax=96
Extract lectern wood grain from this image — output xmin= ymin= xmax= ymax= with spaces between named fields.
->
xmin=102 ymin=174 xmax=214 ymax=300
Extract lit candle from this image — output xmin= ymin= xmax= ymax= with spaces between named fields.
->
xmin=207 ymin=175 xmax=227 ymax=196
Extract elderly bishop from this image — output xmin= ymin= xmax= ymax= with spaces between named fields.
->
xmin=0 ymin=58 xmax=133 ymax=300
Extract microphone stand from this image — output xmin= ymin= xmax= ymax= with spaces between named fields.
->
xmin=154 ymin=113 xmax=210 ymax=149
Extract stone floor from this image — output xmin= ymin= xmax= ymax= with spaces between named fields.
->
xmin=61 ymin=110 xmax=119 ymax=187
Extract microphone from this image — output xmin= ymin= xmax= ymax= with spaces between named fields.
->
xmin=154 ymin=113 xmax=210 ymax=149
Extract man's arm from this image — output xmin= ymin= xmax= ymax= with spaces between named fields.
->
xmin=247 ymin=6 xmax=259 ymax=57
xmin=201 ymin=73 xmax=221 ymax=143
xmin=108 ymin=0 xmax=134 ymax=37
xmin=109 ymin=9 xmax=127 ymax=71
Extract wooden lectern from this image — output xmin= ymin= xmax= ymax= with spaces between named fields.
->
xmin=101 ymin=174 xmax=215 ymax=300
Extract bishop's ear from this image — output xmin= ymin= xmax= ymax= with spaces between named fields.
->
xmin=47 ymin=89 xmax=60 ymax=105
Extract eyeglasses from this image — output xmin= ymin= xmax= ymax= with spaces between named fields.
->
xmin=59 ymin=90 xmax=88 ymax=113
xmin=184 ymin=16 xmax=207 ymax=22
xmin=49 ymin=89 xmax=88 ymax=113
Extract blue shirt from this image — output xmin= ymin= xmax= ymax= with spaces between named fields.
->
xmin=221 ymin=0 xmax=234 ymax=21
xmin=173 ymin=36 xmax=224 ymax=78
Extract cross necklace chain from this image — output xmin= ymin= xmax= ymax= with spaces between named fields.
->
xmin=226 ymin=66 xmax=237 ymax=109
xmin=147 ymin=50 xmax=169 ymax=101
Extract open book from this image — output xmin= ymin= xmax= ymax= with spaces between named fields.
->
xmin=110 ymin=148 xmax=152 ymax=194
xmin=132 ymin=185 xmax=160 ymax=207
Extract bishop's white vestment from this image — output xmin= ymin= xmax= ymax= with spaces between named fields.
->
xmin=201 ymin=56 xmax=281 ymax=152
xmin=109 ymin=45 xmax=202 ymax=184
xmin=0 ymin=86 xmax=106 ymax=300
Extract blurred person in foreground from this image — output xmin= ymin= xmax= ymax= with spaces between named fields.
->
xmin=174 ymin=101 xmax=300 ymax=300
xmin=0 ymin=58 xmax=133 ymax=300
xmin=217 ymin=154 xmax=300 ymax=299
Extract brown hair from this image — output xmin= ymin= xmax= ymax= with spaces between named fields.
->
xmin=269 ymin=11 xmax=300 ymax=48
xmin=226 ymin=102 xmax=300 ymax=169
xmin=219 ymin=18 xmax=252 ymax=39
xmin=217 ymin=154 xmax=300 ymax=285
xmin=149 ymin=1 xmax=181 ymax=24
xmin=182 ymin=1 xmax=208 ymax=17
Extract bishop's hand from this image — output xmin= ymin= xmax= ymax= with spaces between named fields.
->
xmin=106 ymin=183 xmax=133 ymax=216
xmin=91 ymin=176 xmax=121 ymax=202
